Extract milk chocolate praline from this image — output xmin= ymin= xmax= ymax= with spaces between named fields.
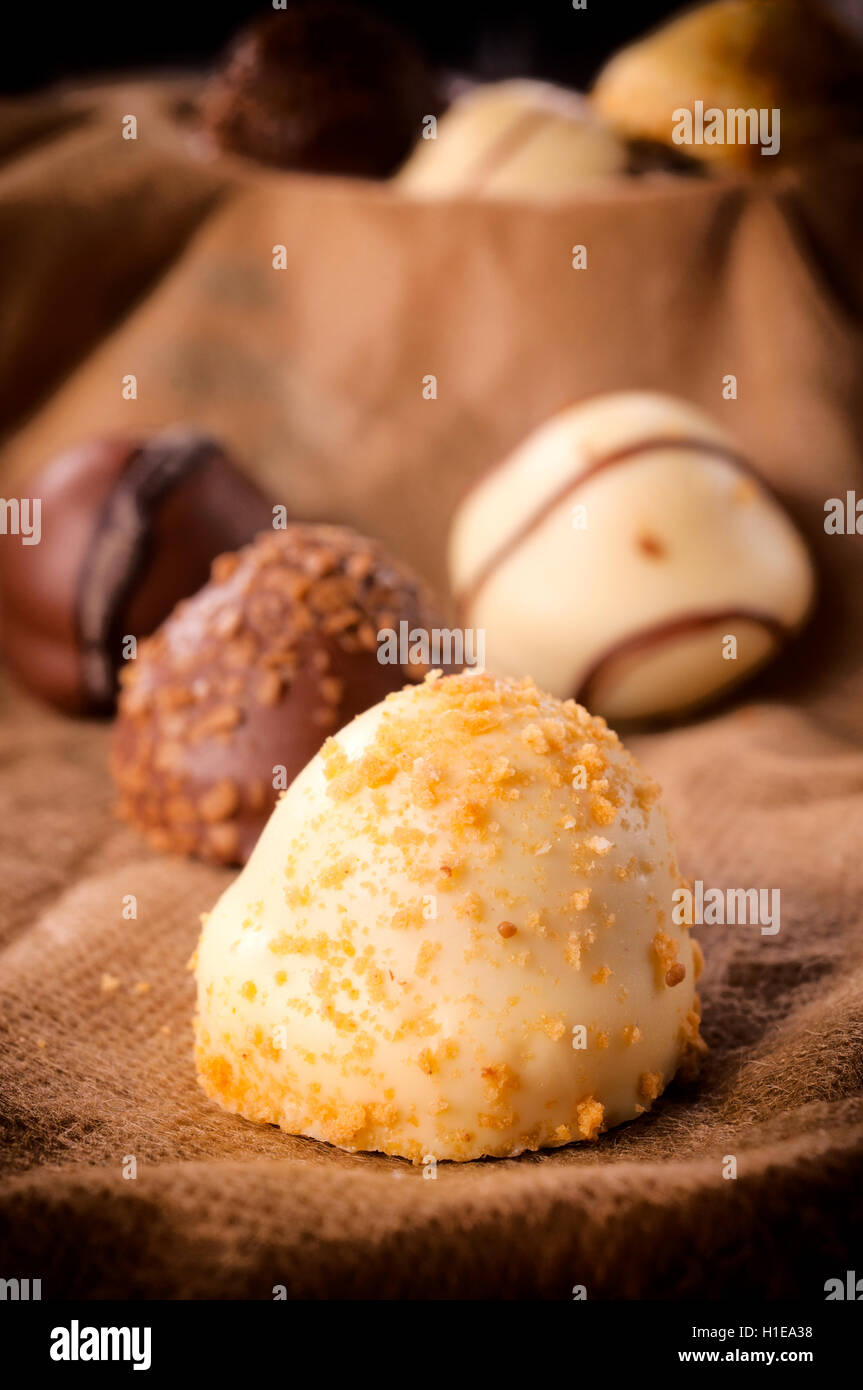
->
xmin=201 ymin=2 xmax=439 ymax=177
xmin=112 ymin=524 xmax=452 ymax=865
xmin=0 ymin=431 xmax=273 ymax=715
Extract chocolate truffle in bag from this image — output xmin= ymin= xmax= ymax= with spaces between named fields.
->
xmin=449 ymin=392 xmax=815 ymax=722
xmin=201 ymin=2 xmax=439 ymax=177
xmin=0 ymin=431 xmax=273 ymax=715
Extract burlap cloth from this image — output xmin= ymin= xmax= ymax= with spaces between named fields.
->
xmin=1 ymin=79 xmax=862 ymax=1299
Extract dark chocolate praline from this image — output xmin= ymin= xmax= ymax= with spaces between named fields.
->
xmin=200 ymin=1 xmax=440 ymax=177
xmin=0 ymin=430 xmax=274 ymax=714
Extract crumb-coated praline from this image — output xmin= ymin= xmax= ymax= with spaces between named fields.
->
xmin=0 ymin=430 xmax=273 ymax=714
xmin=193 ymin=670 xmax=705 ymax=1162
xmin=201 ymin=2 xmax=439 ymax=177
xmin=112 ymin=524 xmax=449 ymax=865
xmin=449 ymin=392 xmax=815 ymax=722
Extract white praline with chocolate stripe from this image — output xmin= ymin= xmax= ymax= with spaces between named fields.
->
xmin=449 ymin=392 xmax=815 ymax=720
xmin=194 ymin=671 xmax=704 ymax=1162
xmin=396 ymin=79 xmax=628 ymax=199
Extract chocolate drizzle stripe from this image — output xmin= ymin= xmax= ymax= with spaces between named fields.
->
xmin=457 ymin=435 xmax=756 ymax=613
xmin=575 ymin=606 xmax=790 ymax=711
xmin=76 ymin=434 xmax=220 ymax=706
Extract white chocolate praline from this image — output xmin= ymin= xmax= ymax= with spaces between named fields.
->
xmin=194 ymin=670 xmax=704 ymax=1162
xmin=396 ymin=79 xmax=628 ymax=199
xmin=449 ymin=392 xmax=815 ymax=721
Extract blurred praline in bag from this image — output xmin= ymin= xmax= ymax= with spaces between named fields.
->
xmin=592 ymin=0 xmax=863 ymax=170
xmin=395 ymin=77 xmax=704 ymax=198
xmin=199 ymin=0 xmax=441 ymax=176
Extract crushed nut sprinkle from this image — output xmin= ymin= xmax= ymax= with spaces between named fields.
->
xmin=637 ymin=532 xmax=667 ymax=559
xmin=575 ymin=1097 xmax=605 ymax=1140
xmin=112 ymin=525 xmax=443 ymax=864
xmin=652 ymin=930 xmax=680 ymax=987
xmin=638 ymin=1070 xmax=663 ymax=1104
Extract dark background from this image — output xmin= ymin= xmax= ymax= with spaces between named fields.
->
xmin=5 ymin=2 xmax=863 ymax=99
xmin=1 ymin=0 xmax=689 ymax=94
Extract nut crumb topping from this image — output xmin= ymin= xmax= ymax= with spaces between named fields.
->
xmin=113 ymin=524 xmax=443 ymax=863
